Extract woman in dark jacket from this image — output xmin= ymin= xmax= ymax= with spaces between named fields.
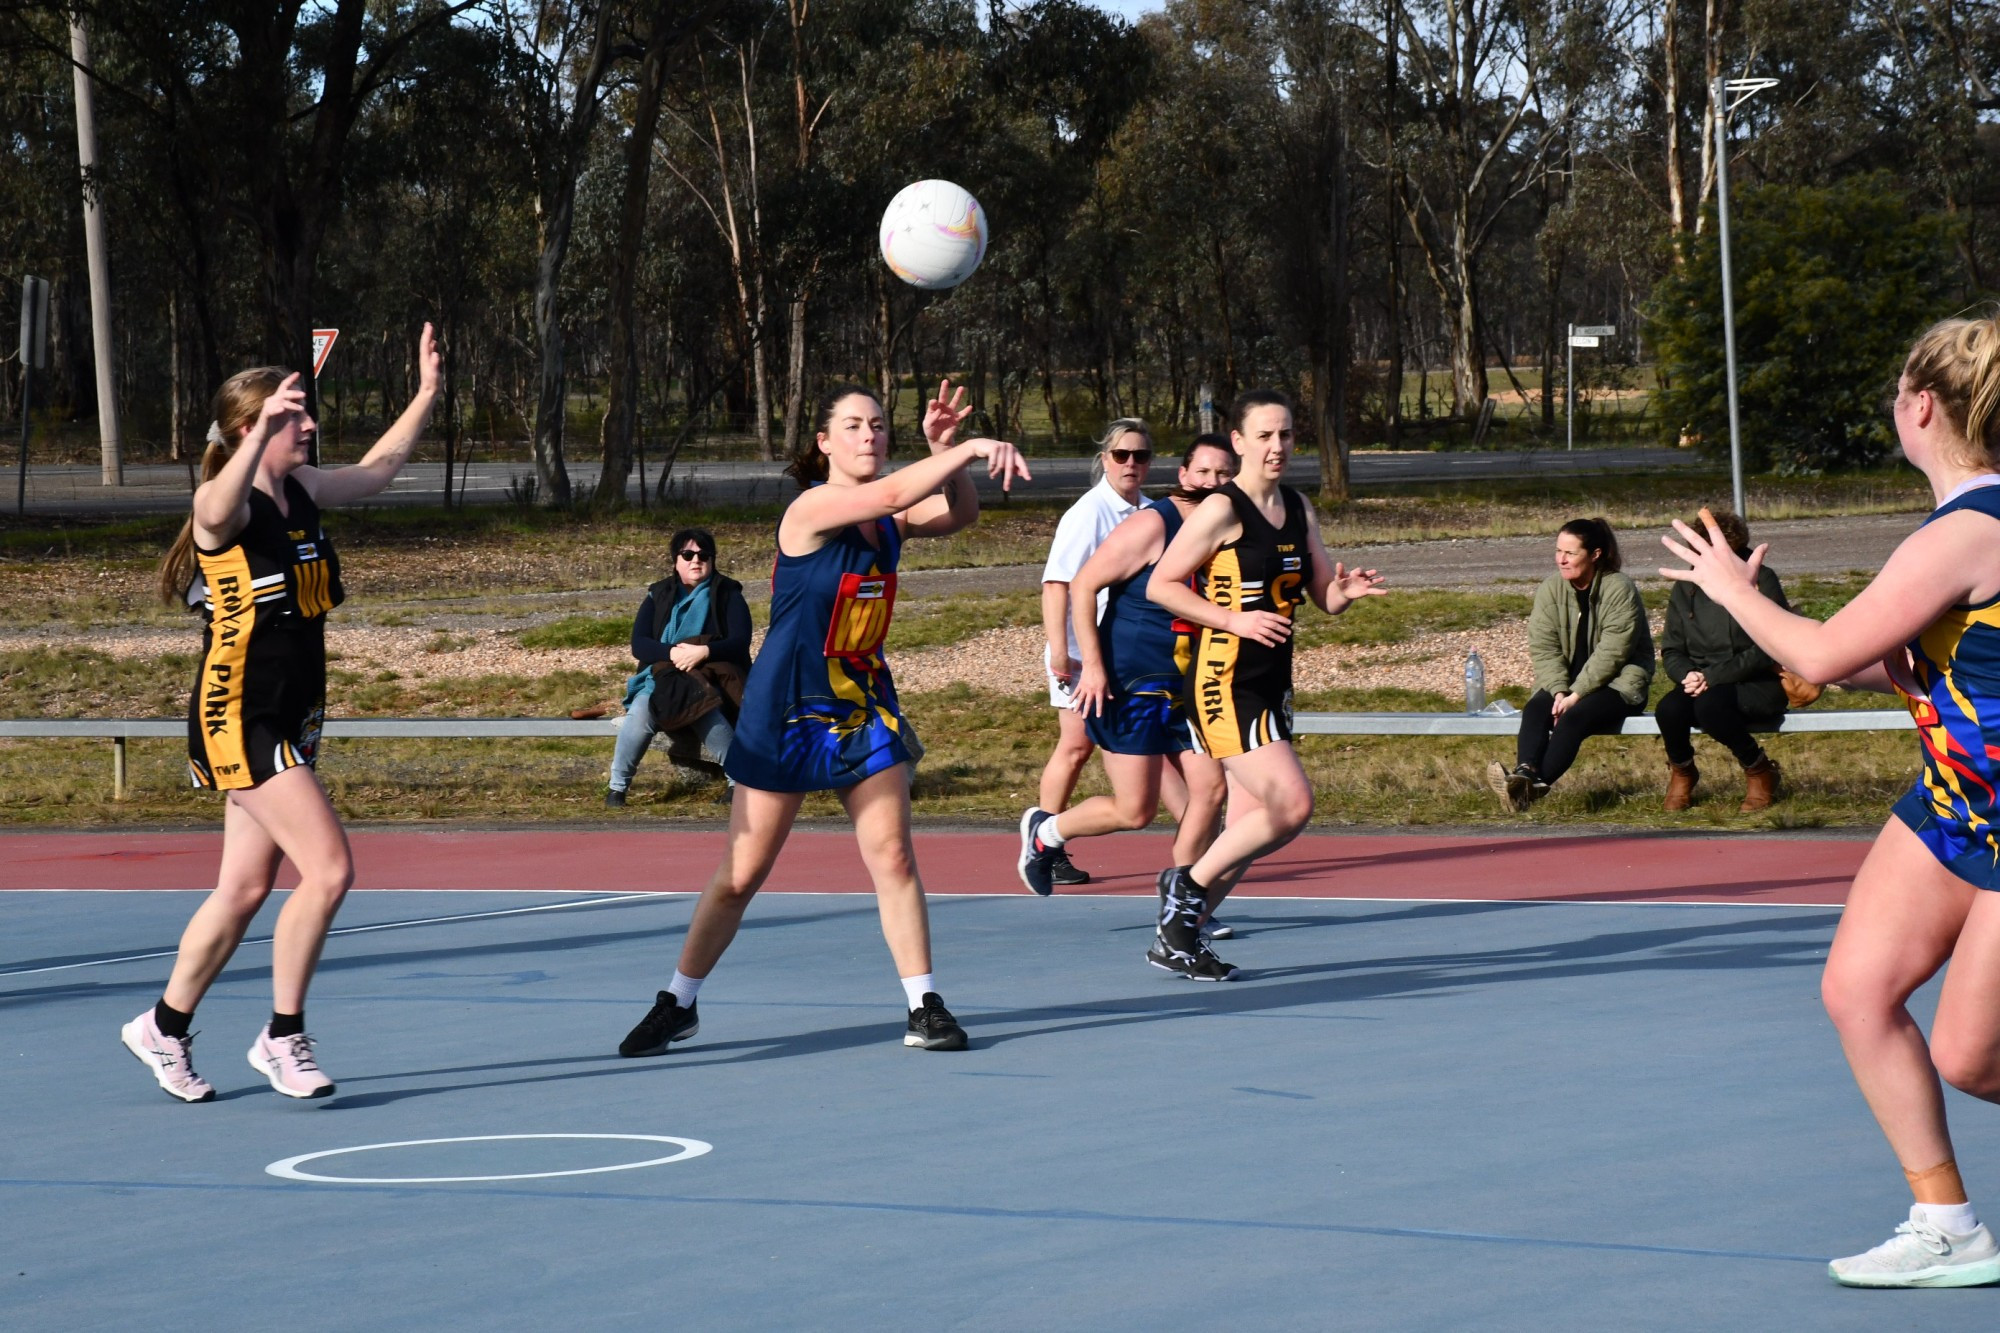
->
xmin=606 ymin=527 xmax=754 ymax=806
xmin=1657 ymin=510 xmax=1790 ymax=813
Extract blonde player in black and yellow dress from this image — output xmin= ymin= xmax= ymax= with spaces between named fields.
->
xmin=1144 ymin=390 xmax=1384 ymax=979
xmin=121 ymin=325 xmax=441 ymax=1104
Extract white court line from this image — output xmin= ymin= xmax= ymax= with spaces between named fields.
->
xmin=0 ymin=891 xmax=688 ymax=979
xmin=266 ymin=1133 xmax=711 ymax=1184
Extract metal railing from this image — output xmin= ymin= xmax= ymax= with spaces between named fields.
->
xmin=0 ymin=710 xmax=1913 ymax=800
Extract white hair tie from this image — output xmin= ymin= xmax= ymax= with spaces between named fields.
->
xmin=205 ymin=420 xmax=224 ymax=446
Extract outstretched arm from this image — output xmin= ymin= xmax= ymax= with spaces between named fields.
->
xmin=1662 ymin=506 xmax=1986 ymax=683
xmin=784 ymin=435 xmax=1030 ymax=551
xmin=1303 ymin=521 xmax=1384 ymax=615
xmin=299 ymin=323 xmax=442 ymax=507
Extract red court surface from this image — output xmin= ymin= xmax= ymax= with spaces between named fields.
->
xmin=0 ymin=827 xmax=1866 ymax=904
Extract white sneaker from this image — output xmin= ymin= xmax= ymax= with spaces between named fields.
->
xmin=247 ymin=1027 xmax=336 ymax=1099
xmin=1828 ymin=1210 xmax=2000 ymax=1288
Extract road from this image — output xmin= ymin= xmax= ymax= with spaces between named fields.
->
xmin=10 ymin=445 xmax=1701 ymax=515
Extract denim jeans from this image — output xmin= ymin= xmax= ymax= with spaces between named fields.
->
xmin=608 ymin=701 xmax=733 ymax=792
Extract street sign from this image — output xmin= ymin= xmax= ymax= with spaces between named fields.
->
xmin=312 ymin=328 xmax=339 ymax=377
xmin=1568 ymin=335 xmax=1601 ymax=348
xmin=18 ymin=276 xmax=48 ymax=371
xmin=1574 ymin=324 xmax=1616 ymax=337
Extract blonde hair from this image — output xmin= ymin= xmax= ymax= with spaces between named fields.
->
xmin=1089 ymin=417 xmax=1150 ymax=484
xmin=157 ymin=367 xmax=291 ymax=606
xmin=1902 ymin=316 xmax=2000 ymax=468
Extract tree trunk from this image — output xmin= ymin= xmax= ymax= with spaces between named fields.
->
xmin=1318 ymin=107 xmax=1353 ymax=505
xmin=597 ymin=6 xmax=676 ymax=508
xmin=780 ymin=290 xmax=810 ymax=459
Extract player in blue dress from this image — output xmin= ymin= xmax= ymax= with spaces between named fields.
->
xmin=619 ymin=381 xmax=1029 ymax=1056
xmin=1664 ymin=316 xmax=2000 ymax=1288
xmin=1017 ymin=437 xmax=1236 ymax=915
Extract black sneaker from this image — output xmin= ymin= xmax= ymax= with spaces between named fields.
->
xmin=1146 ymin=932 xmax=1240 ymax=981
xmin=1050 ymin=849 xmax=1090 ymax=885
xmin=904 ymin=992 xmax=968 ymax=1050
xmin=605 ymin=788 xmax=627 ymax=808
xmin=1201 ymin=916 xmax=1235 ymax=941
xmin=1017 ymin=807 xmax=1059 ymax=896
xmin=618 ymin=992 xmax=699 ymax=1056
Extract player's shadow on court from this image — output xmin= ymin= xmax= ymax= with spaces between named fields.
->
xmin=320 ymin=907 xmax=1838 ymax=1107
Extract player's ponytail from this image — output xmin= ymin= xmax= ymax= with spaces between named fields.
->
xmin=156 ymin=366 xmax=289 ymax=606
xmin=1904 ymin=313 xmax=2000 ymax=467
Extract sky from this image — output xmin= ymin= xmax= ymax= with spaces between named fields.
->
xmin=1089 ymin=1 xmax=1164 ymax=20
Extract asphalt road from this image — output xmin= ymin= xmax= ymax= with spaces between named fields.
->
xmin=11 ymin=445 xmax=1700 ymax=515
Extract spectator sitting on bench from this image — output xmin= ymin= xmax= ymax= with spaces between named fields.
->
xmin=606 ymin=527 xmax=753 ymax=807
xmin=1488 ymin=517 xmax=1655 ymax=812
xmin=1657 ymin=509 xmax=1790 ymax=813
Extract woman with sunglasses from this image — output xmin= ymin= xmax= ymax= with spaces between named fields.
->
xmin=1022 ymin=419 xmax=1157 ymax=891
xmin=1144 ymin=390 xmax=1384 ymax=979
xmin=618 ymin=381 xmax=1030 ymax=1057
xmin=605 ymin=528 xmax=753 ymax=806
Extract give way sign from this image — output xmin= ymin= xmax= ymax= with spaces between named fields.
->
xmin=311 ymin=329 xmax=339 ymax=378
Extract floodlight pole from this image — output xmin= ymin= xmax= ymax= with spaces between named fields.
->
xmin=1713 ymin=76 xmax=1776 ymax=520
xmin=71 ymin=19 xmax=121 ymax=486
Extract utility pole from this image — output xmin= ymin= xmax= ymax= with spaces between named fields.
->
xmin=1713 ymin=77 xmax=1777 ymax=519
xmin=71 ymin=18 xmax=122 ymax=485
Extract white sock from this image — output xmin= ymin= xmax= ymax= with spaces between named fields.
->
xmin=1037 ymin=813 xmax=1067 ymax=847
xmin=667 ymin=971 xmax=703 ymax=1007
xmin=1913 ymin=1200 xmax=1980 ymax=1234
xmin=900 ymin=973 xmax=936 ymax=1009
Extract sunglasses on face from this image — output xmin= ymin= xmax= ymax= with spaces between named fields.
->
xmin=1108 ymin=448 xmax=1152 ymax=464
xmin=678 ymin=549 xmax=712 ymax=562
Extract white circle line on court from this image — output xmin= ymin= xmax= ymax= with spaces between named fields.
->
xmin=264 ymin=1133 xmax=712 ymax=1184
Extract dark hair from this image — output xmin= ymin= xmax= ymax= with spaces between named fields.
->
xmin=1699 ymin=509 xmax=1751 ymax=558
xmin=1229 ymin=388 xmax=1293 ymax=434
xmin=1558 ymin=516 xmax=1622 ymax=573
xmin=1183 ymin=432 xmax=1232 ymax=469
xmin=787 ymin=383 xmax=882 ymax=489
xmin=670 ymin=527 xmax=717 ymax=560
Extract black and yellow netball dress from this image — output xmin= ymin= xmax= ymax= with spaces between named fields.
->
xmin=185 ymin=476 xmax=344 ymax=790
xmin=1184 ymin=481 xmax=1310 ymax=759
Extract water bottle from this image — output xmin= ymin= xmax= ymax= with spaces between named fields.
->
xmin=1464 ymin=650 xmax=1486 ymax=715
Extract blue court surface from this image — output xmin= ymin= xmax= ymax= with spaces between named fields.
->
xmin=3 ymin=888 xmax=1996 ymax=1329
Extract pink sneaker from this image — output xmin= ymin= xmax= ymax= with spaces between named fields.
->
xmin=121 ymin=1010 xmax=216 ymax=1103
xmin=247 ymin=1027 xmax=336 ymax=1099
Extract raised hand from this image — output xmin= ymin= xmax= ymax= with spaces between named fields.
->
xmin=923 ymin=378 xmax=973 ymax=450
xmin=1661 ymin=507 xmax=1767 ymax=597
xmin=415 ymin=322 xmax=442 ymax=397
xmin=252 ymin=373 xmax=307 ymax=441
xmin=1334 ymin=563 xmax=1386 ymax=602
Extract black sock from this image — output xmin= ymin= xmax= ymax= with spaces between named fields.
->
xmin=268 ymin=1010 xmax=305 ymax=1039
xmin=153 ymin=999 xmax=193 ymax=1039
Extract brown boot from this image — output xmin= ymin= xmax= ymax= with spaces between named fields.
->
xmin=1740 ymin=755 xmax=1781 ymax=813
xmin=1664 ymin=759 xmax=1699 ymax=812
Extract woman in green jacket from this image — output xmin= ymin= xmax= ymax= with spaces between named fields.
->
xmin=1489 ymin=517 xmax=1655 ymax=811
xmin=1657 ymin=509 xmax=1790 ymax=813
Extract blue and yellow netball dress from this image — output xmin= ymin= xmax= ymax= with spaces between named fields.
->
xmin=185 ymin=477 xmax=344 ymax=790
xmin=1890 ymin=482 xmax=2000 ymax=890
xmin=1088 ymin=497 xmax=1195 ymax=756
xmin=725 ymin=500 xmax=918 ymax=792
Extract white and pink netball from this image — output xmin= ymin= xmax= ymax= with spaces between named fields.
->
xmin=879 ymin=180 xmax=988 ymax=290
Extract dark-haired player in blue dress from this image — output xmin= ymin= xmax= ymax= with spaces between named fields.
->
xmin=1664 ymin=314 xmax=2000 ymax=1288
xmin=619 ymin=381 xmax=1030 ymax=1057
xmin=1018 ymin=438 xmax=1236 ymax=919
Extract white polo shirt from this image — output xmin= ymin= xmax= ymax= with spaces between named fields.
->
xmin=1042 ymin=478 xmax=1145 ymax=661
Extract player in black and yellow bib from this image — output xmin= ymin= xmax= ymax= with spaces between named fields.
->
xmin=1144 ymin=390 xmax=1385 ymax=980
xmin=120 ymin=326 xmax=441 ymax=1107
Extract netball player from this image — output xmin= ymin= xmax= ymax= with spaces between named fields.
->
xmin=1143 ymin=391 xmax=1384 ymax=979
xmin=123 ymin=325 xmax=442 ymax=1102
xmin=1017 ymin=436 xmax=1236 ymax=903
xmin=618 ymin=382 xmax=1029 ymax=1056
xmin=1663 ymin=317 xmax=2000 ymax=1289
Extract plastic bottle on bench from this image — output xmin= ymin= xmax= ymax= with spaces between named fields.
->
xmin=1465 ymin=649 xmax=1486 ymax=715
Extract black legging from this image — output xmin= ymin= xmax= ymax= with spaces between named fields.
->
xmin=1654 ymin=683 xmax=1769 ymax=768
xmin=1516 ymin=688 xmax=1640 ymax=786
